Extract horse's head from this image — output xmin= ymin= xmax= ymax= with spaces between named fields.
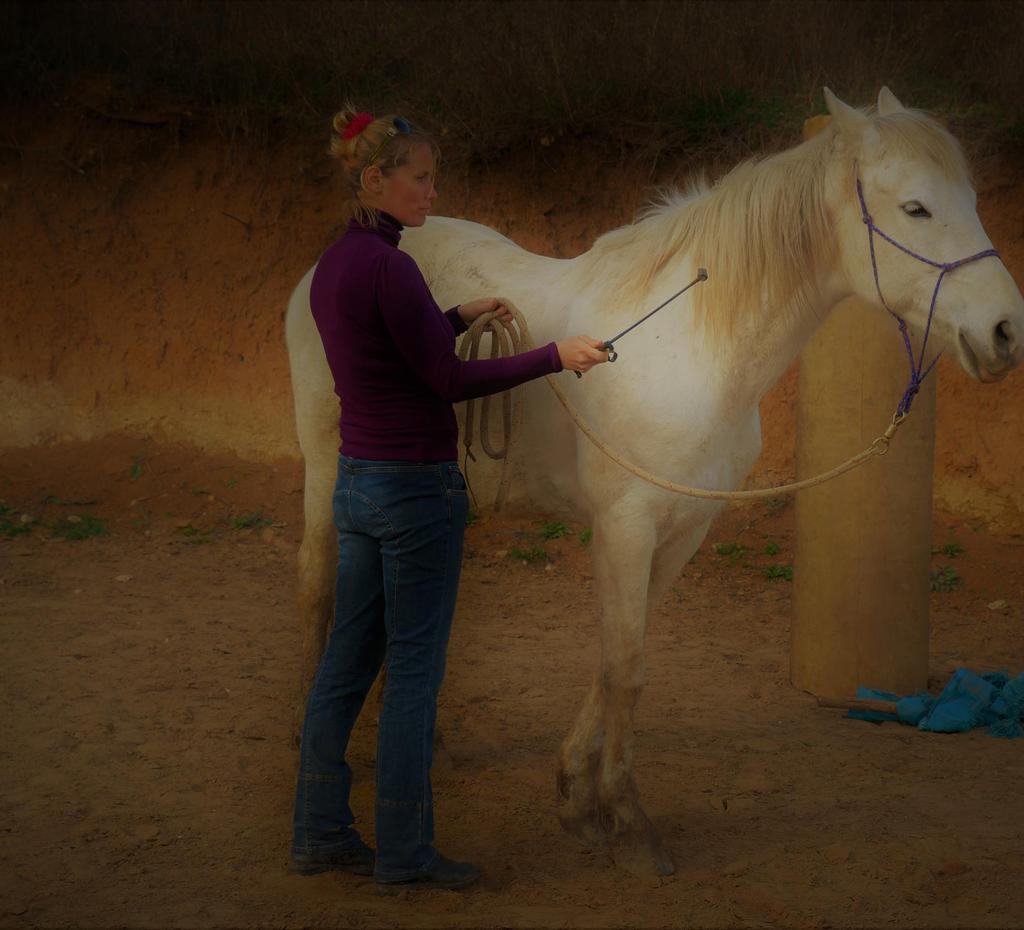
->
xmin=826 ymin=86 xmax=1024 ymax=383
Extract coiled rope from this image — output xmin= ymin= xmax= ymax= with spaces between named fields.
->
xmin=458 ymin=301 xmax=908 ymax=508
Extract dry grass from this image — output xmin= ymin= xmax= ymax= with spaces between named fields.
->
xmin=2 ymin=0 xmax=1023 ymax=164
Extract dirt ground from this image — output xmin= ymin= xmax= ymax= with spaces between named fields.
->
xmin=2 ymin=438 xmax=1023 ymax=930
xmin=3 ymin=98 xmax=1024 ymax=928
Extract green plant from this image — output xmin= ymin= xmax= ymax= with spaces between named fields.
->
xmin=0 ymin=504 xmax=33 ymax=538
xmin=226 ymin=478 xmax=239 ymax=489
xmin=233 ymin=511 xmax=272 ymax=529
xmin=579 ymin=528 xmax=593 ymax=545
xmin=177 ymin=523 xmax=212 ymax=545
xmin=941 ymin=542 xmax=964 ymax=557
xmin=509 ymin=545 xmax=550 ymax=564
xmin=764 ymin=563 xmax=793 ymax=581
xmin=713 ymin=542 xmax=740 ymax=556
xmin=51 ymin=514 xmax=108 ymax=540
xmin=930 ymin=566 xmax=962 ymax=592
xmin=465 ymin=508 xmax=477 ymax=528
xmin=183 ymin=528 xmax=212 ymax=546
xmin=539 ymin=521 xmax=572 ymax=540
xmin=130 ymin=456 xmax=145 ymax=480
xmin=764 ymin=540 xmax=780 ymax=556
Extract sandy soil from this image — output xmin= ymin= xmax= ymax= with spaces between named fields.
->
xmin=2 ymin=439 xmax=1023 ymax=929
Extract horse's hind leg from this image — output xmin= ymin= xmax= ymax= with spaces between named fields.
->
xmin=292 ymin=452 xmax=338 ymax=750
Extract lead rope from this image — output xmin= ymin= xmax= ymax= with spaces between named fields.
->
xmin=457 ymin=310 xmax=524 ymax=510
xmin=459 ymin=301 xmax=908 ymax=505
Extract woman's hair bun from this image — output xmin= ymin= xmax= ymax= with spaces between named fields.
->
xmin=332 ymin=104 xmax=362 ymax=139
xmin=330 ymin=101 xmax=372 ymax=163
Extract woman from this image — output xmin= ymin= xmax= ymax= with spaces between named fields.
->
xmin=289 ymin=105 xmax=609 ymax=892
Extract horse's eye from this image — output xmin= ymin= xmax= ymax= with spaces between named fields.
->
xmin=901 ymin=201 xmax=931 ymax=219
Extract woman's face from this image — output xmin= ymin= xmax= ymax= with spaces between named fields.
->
xmin=365 ymin=142 xmax=438 ymax=227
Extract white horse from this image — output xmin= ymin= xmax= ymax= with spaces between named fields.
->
xmin=285 ymin=88 xmax=1023 ymax=875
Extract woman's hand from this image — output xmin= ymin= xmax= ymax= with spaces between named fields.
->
xmin=457 ymin=297 xmax=514 ymax=328
xmin=556 ymin=336 xmax=610 ymax=374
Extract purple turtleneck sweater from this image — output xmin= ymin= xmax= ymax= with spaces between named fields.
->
xmin=310 ymin=212 xmax=563 ymax=462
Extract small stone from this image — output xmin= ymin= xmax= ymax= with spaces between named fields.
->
xmin=823 ymin=843 xmax=851 ymax=864
xmin=115 ymin=574 xmax=133 ymax=583
xmin=544 ymin=563 xmax=554 ymax=572
xmin=932 ymin=859 xmax=969 ymax=877
xmin=495 ymin=549 xmax=508 ymax=558
xmin=987 ymin=599 xmax=1009 ymax=611
xmin=733 ymin=771 xmax=772 ymax=793
xmin=260 ymin=527 xmax=275 ymax=544
xmin=725 ymin=797 xmax=756 ymax=814
xmin=73 ymin=588 xmax=82 ymax=595
xmin=174 ymin=519 xmax=191 ymax=529
xmin=19 ymin=513 xmax=33 ymax=524
xmin=723 ymin=858 xmax=750 ymax=876
xmin=66 ymin=515 xmax=82 ymax=524
xmin=135 ymin=823 xmax=161 ymax=842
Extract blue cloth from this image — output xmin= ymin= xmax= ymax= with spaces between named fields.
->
xmin=291 ymin=454 xmax=469 ymax=881
xmin=848 ymin=667 xmax=1024 ymax=738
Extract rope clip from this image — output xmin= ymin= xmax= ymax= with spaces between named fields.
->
xmin=872 ymin=411 xmax=909 ymax=455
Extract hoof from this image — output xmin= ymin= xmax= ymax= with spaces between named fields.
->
xmin=609 ymin=831 xmax=676 ymax=877
xmin=556 ymin=768 xmax=603 ymax=845
xmin=557 ymin=805 xmax=605 ymax=846
xmin=599 ymin=803 xmax=675 ymax=876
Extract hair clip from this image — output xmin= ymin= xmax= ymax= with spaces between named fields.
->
xmin=365 ymin=116 xmax=412 ymax=165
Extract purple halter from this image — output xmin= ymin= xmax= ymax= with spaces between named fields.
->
xmin=855 ymin=177 xmax=1000 ymax=416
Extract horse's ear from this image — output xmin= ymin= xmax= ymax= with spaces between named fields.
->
xmin=877 ymin=86 xmax=906 ymax=117
xmin=823 ymin=87 xmax=880 ymax=155
xmin=824 ymin=87 xmax=864 ymax=132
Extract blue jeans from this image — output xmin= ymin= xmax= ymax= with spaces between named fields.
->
xmin=290 ymin=455 xmax=469 ymax=881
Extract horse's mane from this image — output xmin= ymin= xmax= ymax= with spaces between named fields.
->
xmin=582 ymin=108 xmax=970 ymax=347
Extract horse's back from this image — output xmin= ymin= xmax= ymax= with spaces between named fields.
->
xmin=401 ymin=216 xmax=571 ymax=316
xmin=402 ymin=215 xmax=520 ymax=262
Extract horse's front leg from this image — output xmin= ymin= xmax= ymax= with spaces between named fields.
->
xmin=557 ymin=503 xmax=674 ymax=874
